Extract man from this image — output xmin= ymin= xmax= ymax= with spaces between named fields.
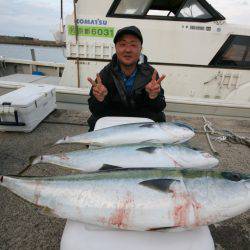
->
xmin=87 ymin=26 xmax=166 ymax=131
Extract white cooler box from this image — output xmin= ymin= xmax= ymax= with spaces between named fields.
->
xmin=0 ymin=84 xmax=56 ymax=132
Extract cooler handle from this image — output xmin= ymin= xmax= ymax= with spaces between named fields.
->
xmin=0 ymin=109 xmax=25 ymax=126
xmin=2 ymin=102 xmax=11 ymax=106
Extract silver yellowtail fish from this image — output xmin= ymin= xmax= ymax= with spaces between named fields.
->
xmin=1 ymin=168 xmax=249 ymax=231
xmin=31 ymin=144 xmax=218 ymax=172
xmin=55 ymin=122 xmax=195 ymax=146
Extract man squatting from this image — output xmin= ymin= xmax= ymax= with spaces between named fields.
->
xmin=87 ymin=26 xmax=166 ymax=131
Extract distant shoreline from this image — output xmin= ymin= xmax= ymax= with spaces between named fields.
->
xmin=0 ymin=35 xmax=65 ymax=47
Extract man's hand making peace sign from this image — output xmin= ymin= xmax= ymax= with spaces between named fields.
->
xmin=87 ymin=74 xmax=108 ymax=102
xmin=145 ymin=70 xmax=166 ymax=99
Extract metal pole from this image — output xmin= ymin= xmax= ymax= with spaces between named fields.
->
xmin=30 ymin=48 xmax=37 ymax=72
xmin=30 ymin=48 xmax=36 ymax=61
xmin=73 ymin=0 xmax=80 ymax=88
xmin=60 ymin=0 xmax=64 ymax=33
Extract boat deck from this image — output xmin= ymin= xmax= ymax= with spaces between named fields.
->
xmin=0 ymin=110 xmax=249 ymax=249
xmin=0 ymin=73 xmax=62 ymax=85
xmin=1 ymin=73 xmax=250 ymax=119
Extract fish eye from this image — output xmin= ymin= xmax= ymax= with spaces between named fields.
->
xmin=231 ymin=174 xmax=241 ymax=181
xmin=222 ymin=172 xmax=242 ymax=182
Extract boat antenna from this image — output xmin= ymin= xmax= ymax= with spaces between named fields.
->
xmin=60 ymin=0 xmax=64 ymax=33
xmin=73 ymin=0 xmax=80 ymax=88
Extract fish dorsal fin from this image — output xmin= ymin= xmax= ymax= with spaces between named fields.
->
xmin=99 ymin=164 xmax=123 ymax=171
xmin=136 ymin=146 xmax=158 ymax=154
xmin=139 ymin=123 xmax=155 ymax=128
xmin=139 ymin=179 xmax=180 ymax=193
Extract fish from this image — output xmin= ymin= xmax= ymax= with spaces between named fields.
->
xmin=1 ymin=168 xmax=249 ymax=231
xmin=30 ymin=144 xmax=219 ymax=172
xmin=55 ymin=122 xmax=195 ymax=146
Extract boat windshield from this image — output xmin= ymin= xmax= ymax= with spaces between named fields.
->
xmin=115 ymin=0 xmax=152 ymax=15
xmin=108 ymin=0 xmax=225 ymax=22
xmin=178 ymin=0 xmax=212 ymax=19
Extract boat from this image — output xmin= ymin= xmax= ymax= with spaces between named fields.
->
xmin=0 ymin=0 xmax=250 ymax=118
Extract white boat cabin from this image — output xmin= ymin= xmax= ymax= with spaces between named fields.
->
xmin=61 ymin=0 xmax=250 ymax=117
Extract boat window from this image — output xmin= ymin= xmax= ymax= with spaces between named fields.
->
xmin=210 ymin=35 xmax=250 ymax=68
xmin=115 ymin=0 xmax=152 ymax=15
xmin=178 ymin=0 xmax=212 ymax=19
xmin=108 ymin=0 xmax=225 ymax=21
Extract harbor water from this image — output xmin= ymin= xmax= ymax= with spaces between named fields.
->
xmin=0 ymin=44 xmax=66 ymax=63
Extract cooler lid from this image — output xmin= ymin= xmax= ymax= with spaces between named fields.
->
xmin=0 ymin=84 xmax=55 ymax=108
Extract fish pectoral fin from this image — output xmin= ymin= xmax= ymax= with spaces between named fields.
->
xmin=99 ymin=164 xmax=123 ymax=171
xmin=139 ymin=178 xmax=180 ymax=193
xmin=40 ymin=206 xmax=59 ymax=218
xmin=136 ymin=146 xmax=158 ymax=154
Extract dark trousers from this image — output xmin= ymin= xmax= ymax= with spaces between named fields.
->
xmin=87 ymin=111 xmax=166 ymax=131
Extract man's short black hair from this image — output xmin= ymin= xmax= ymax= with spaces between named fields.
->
xmin=114 ymin=26 xmax=143 ymax=44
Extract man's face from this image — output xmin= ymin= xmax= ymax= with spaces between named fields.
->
xmin=115 ymin=34 xmax=142 ymax=67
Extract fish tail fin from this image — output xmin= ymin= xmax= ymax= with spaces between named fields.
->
xmin=29 ymin=155 xmax=42 ymax=166
xmin=14 ymin=155 xmax=43 ymax=176
xmin=55 ymin=135 xmax=94 ymax=146
xmin=55 ymin=139 xmax=91 ymax=146
xmin=44 ymin=142 xmax=57 ymax=148
xmin=44 ymin=136 xmax=72 ymax=147
xmin=17 ymin=164 xmax=32 ymax=176
xmin=54 ymin=136 xmax=71 ymax=145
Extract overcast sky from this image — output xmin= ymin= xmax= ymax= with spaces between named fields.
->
xmin=0 ymin=0 xmax=249 ymax=40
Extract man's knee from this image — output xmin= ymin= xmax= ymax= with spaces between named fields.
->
xmin=136 ymin=110 xmax=166 ymax=123
xmin=151 ymin=112 xmax=166 ymax=122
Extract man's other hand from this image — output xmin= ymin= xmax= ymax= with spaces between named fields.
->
xmin=145 ymin=70 xmax=166 ymax=99
xmin=87 ymin=74 xmax=108 ymax=102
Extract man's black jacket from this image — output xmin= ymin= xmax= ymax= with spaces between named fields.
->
xmin=88 ymin=54 xmax=166 ymax=130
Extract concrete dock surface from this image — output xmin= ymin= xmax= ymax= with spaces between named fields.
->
xmin=0 ymin=110 xmax=249 ymax=250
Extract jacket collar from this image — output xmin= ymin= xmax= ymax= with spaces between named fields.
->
xmin=111 ymin=53 xmax=148 ymax=66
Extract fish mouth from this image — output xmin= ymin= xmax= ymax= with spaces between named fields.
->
xmin=178 ymin=132 xmax=195 ymax=143
xmin=201 ymin=153 xmax=219 ymax=167
xmin=210 ymin=157 xmax=219 ymax=167
xmin=205 ymin=158 xmax=219 ymax=168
